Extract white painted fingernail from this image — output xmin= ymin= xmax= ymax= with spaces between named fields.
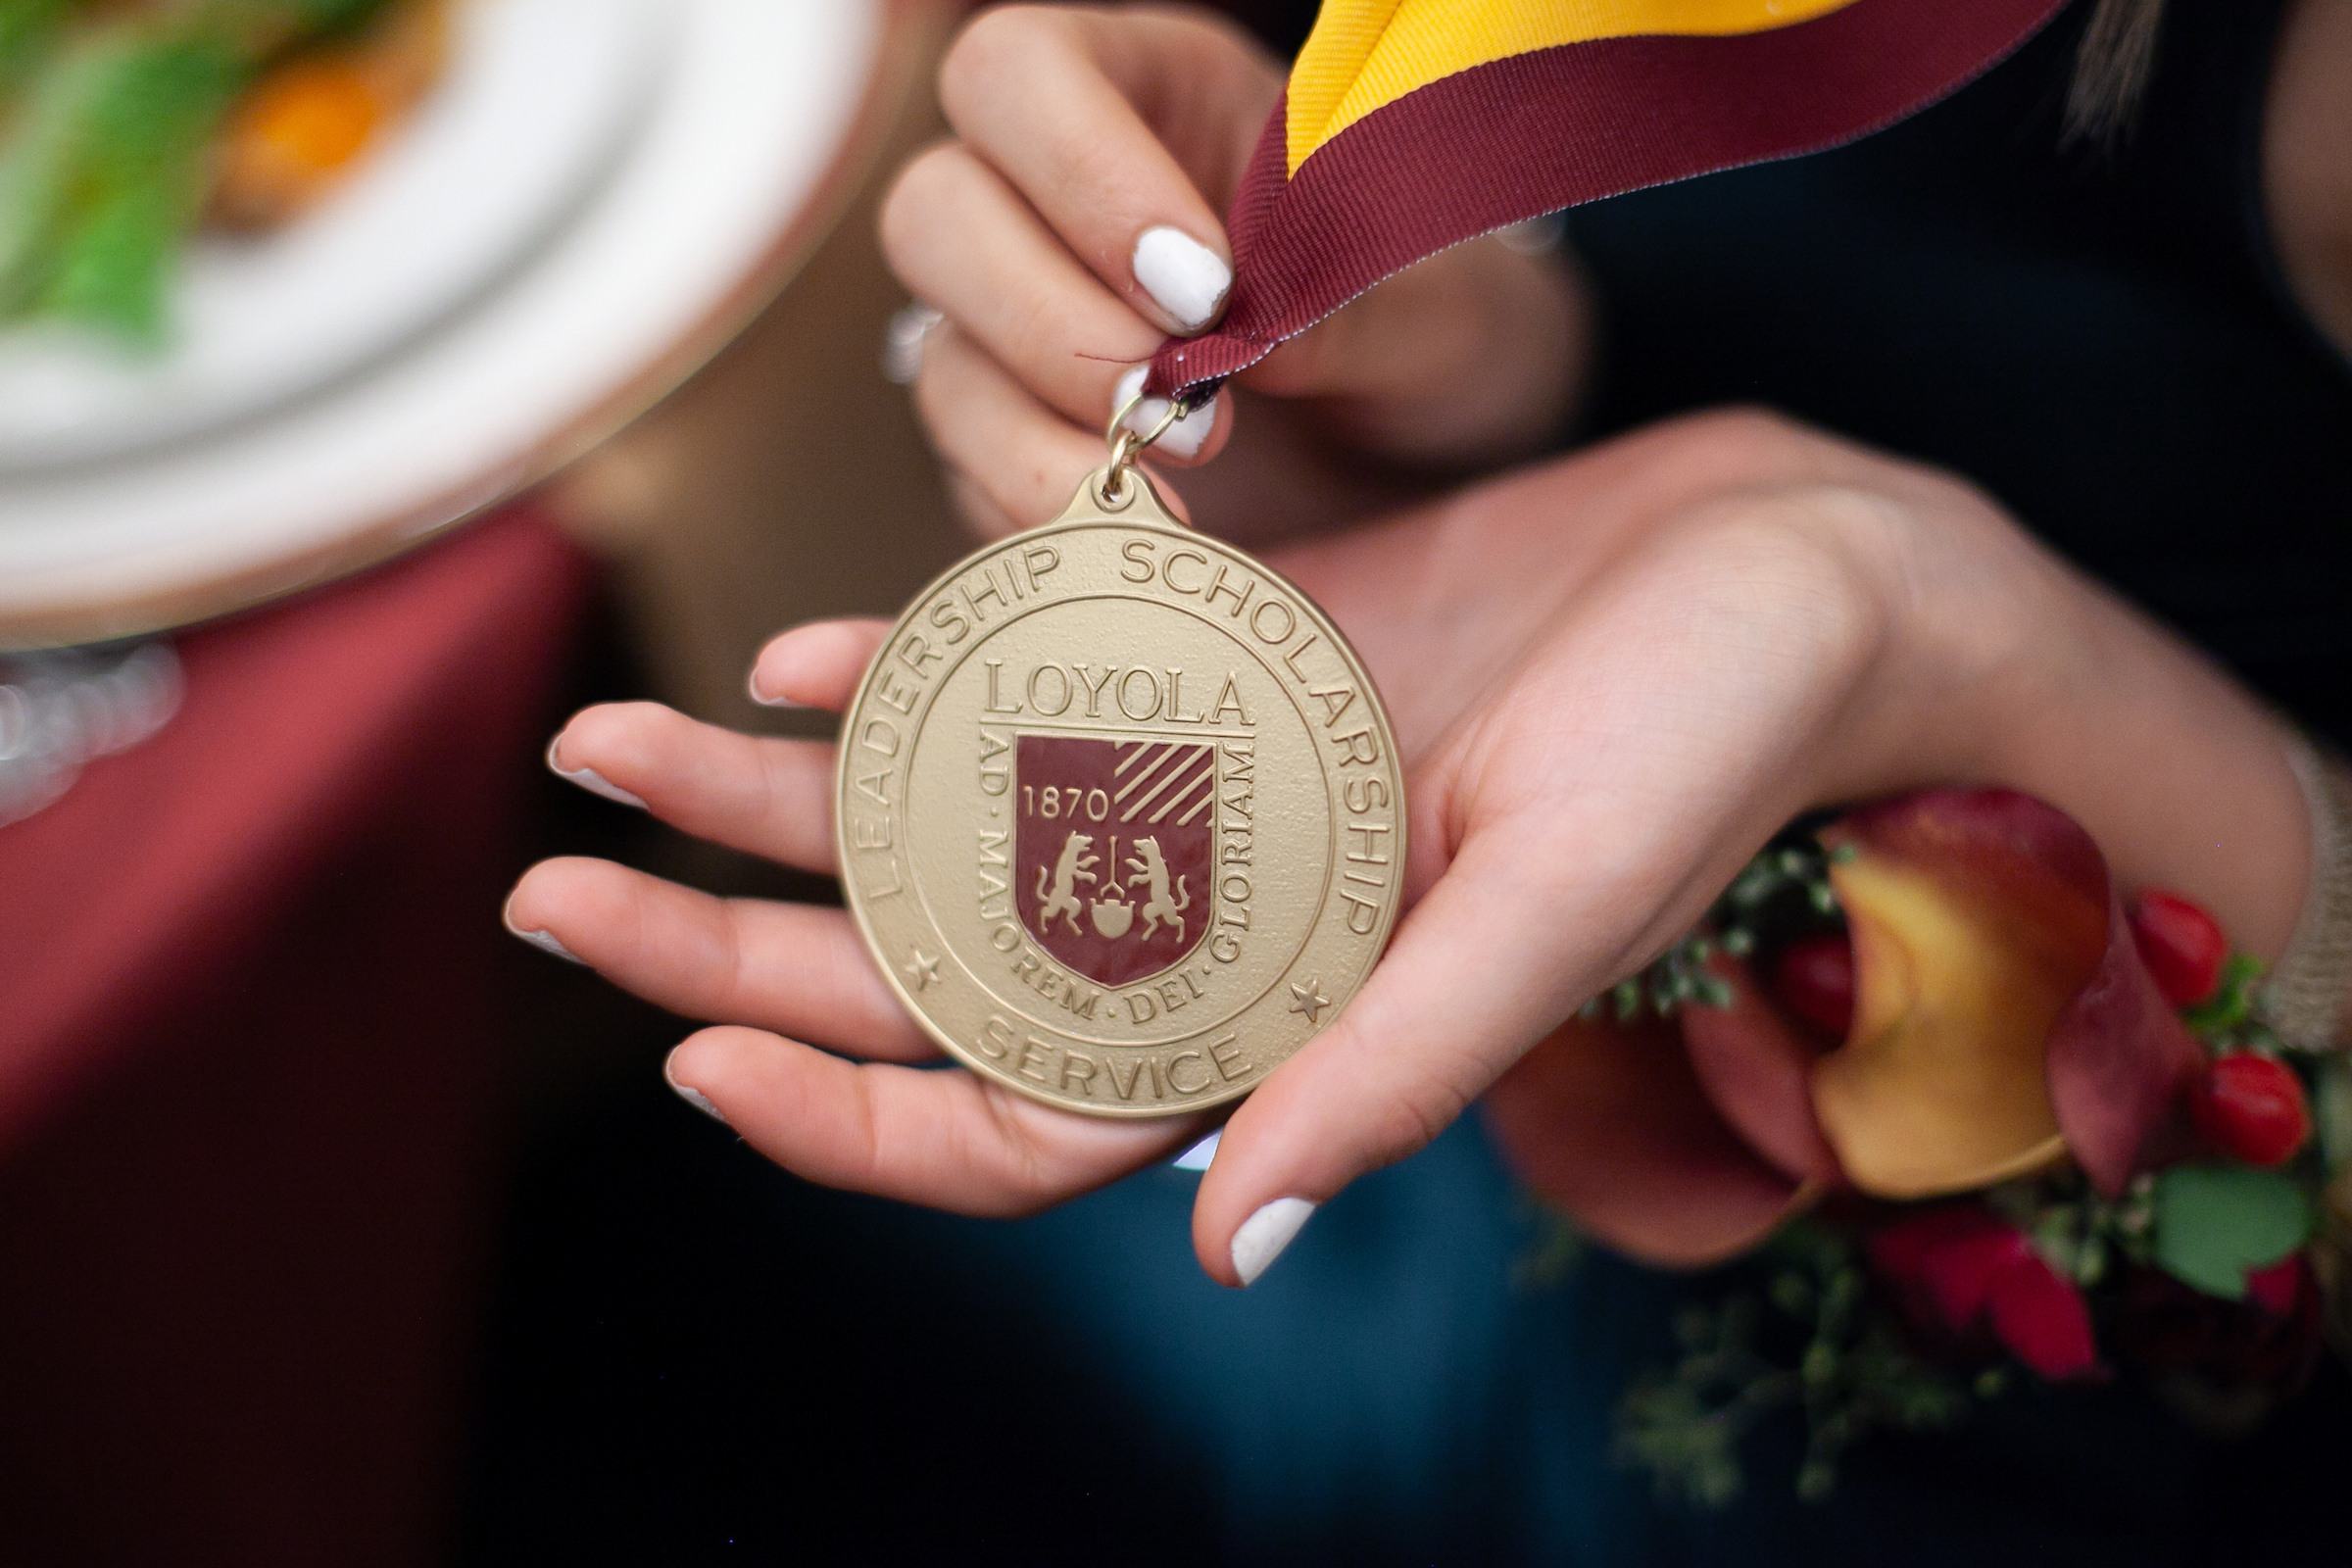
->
xmin=746 ymin=671 xmax=810 ymax=710
xmin=515 ymin=927 xmax=581 ymax=962
xmin=1171 ymin=1129 xmax=1221 ymax=1171
xmin=501 ymin=906 xmax=578 ymax=968
xmin=1113 ymin=366 xmax=1218 ymax=460
xmin=1232 ymin=1197 xmax=1316 ymax=1286
xmin=502 ymin=895 xmax=584 ymax=961
xmin=880 ymin=302 xmax=941 ymax=384
xmin=664 ymin=1057 xmax=727 ymax=1123
xmin=1132 ymin=226 xmax=1230 ymax=333
xmin=546 ymin=735 xmax=648 ymax=808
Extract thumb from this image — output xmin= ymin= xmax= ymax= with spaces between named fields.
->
xmin=1240 ymin=232 xmax=1584 ymax=466
xmin=1189 ymin=838 xmax=1582 ymax=1286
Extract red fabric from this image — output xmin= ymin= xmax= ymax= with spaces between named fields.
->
xmin=1149 ymin=0 xmax=2065 ymax=397
xmin=0 ymin=509 xmax=590 ymax=1566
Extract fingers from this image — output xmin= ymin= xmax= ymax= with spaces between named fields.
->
xmin=1190 ymin=840 xmax=1578 ymax=1284
xmin=938 ymin=6 xmax=1276 ymax=335
xmin=887 ymin=8 xmax=1262 ymax=522
xmin=1241 ymin=236 xmax=1585 ymax=465
xmin=882 ymin=140 xmax=1158 ymax=427
xmin=665 ymin=1024 xmax=1199 ymax=1215
xmin=749 ymin=618 xmax=890 ymax=710
xmin=945 ymin=467 xmax=1025 ymax=540
xmin=903 ymin=7 xmax=1585 ymax=483
xmin=915 ymin=323 xmax=1111 ymax=528
xmin=549 ymin=701 xmax=837 ymax=872
xmin=914 ymin=321 xmax=1207 ymax=531
xmin=506 ymin=857 xmax=937 ymax=1062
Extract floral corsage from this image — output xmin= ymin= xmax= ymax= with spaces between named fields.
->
xmin=1484 ymin=789 xmax=2350 ymax=1504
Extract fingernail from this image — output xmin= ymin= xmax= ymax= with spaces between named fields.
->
xmin=880 ymin=302 xmax=941 ymax=384
xmin=1132 ymin=226 xmax=1230 ymax=334
xmin=1170 ymin=1128 xmax=1221 ymax=1171
xmin=1231 ymin=1197 xmax=1316 ymax=1286
xmin=664 ymin=1055 xmax=727 ymax=1123
xmin=746 ymin=669 xmax=809 ymax=710
xmin=545 ymin=735 xmax=648 ymax=808
xmin=502 ymin=903 xmax=583 ymax=963
xmin=1113 ymin=366 xmax=1217 ymax=460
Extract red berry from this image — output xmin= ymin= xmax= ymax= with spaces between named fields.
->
xmin=2190 ymin=1054 xmax=2310 ymax=1167
xmin=2129 ymin=889 xmax=2229 ymax=1008
xmin=1771 ymin=933 xmax=1856 ymax=1041
xmin=2245 ymin=1255 xmax=2308 ymax=1317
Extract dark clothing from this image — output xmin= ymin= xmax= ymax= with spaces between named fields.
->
xmin=1568 ymin=0 xmax=2352 ymax=744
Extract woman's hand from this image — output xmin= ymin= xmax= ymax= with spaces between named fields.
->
xmin=879 ymin=4 xmax=1589 ymax=540
xmin=505 ymin=412 xmax=2312 ymax=1283
xmin=508 ymin=619 xmax=1206 ymax=1209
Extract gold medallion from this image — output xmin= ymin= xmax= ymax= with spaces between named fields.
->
xmin=835 ymin=441 xmax=1405 ymax=1117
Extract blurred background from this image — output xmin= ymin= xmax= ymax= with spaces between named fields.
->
xmin=0 ymin=1 xmax=1630 ymax=1563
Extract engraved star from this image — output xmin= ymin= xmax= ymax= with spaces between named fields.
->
xmin=903 ymin=949 xmax=941 ymax=991
xmin=1289 ymin=979 xmax=1331 ymax=1024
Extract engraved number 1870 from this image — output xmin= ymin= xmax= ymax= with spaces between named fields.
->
xmin=1022 ymin=785 xmax=1109 ymax=821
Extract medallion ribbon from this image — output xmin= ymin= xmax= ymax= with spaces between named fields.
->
xmin=1146 ymin=0 xmax=2068 ymax=398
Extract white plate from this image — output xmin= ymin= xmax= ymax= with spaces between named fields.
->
xmin=0 ymin=0 xmax=891 ymax=645
xmin=0 ymin=0 xmax=664 ymax=466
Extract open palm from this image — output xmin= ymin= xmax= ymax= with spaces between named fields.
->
xmin=507 ymin=411 xmax=2133 ymax=1283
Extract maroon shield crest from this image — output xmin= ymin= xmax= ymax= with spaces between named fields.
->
xmin=1015 ymin=734 xmax=1215 ymax=986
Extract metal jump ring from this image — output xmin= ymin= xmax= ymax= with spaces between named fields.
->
xmin=1103 ymin=389 xmax=1191 ymax=452
xmin=1101 ymin=389 xmax=1194 ymax=503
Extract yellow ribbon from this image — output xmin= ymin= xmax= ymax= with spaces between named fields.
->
xmin=1288 ymin=0 xmax=1863 ymax=174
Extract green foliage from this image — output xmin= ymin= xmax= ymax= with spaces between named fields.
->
xmin=2181 ymin=953 xmax=2279 ymax=1053
xmin=1984 ymin=1168 xmax=2157 ymax=1288
xmin=1588 ymin=836 xmax=1850 ymax=1024
xmin=0 ymin=0 xmax=395 ymax=339
xmin=1607 ymin=1153 xmax=2333 ymax=1509
xmin=1612 ymin=1223 xmax=1968 ymax=1507
xmin=1600 ymin=932 xmax=1734 ymax=1021
xmin=0 ymin=26 xmax=247 ymax=338
xmin=2150 ymin=1163 xmax=2312 ymax=1300
xmin=0 ymin=0 xmax=72 ymax=99
xmin=292 ymin=0 xmax=397 ymax=33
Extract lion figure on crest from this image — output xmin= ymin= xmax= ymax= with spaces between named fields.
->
xmin=1127 ymin=836 xmax=1190 ymax=942
xmin=1034 ymin=831 xmax=1097 ymax=935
